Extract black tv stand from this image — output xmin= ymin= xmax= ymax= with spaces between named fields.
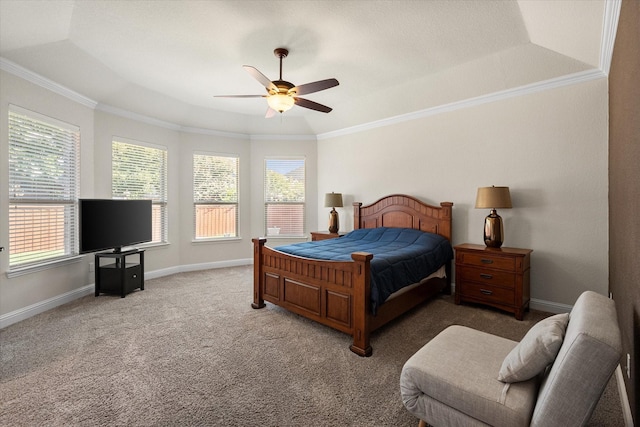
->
xmin=95 ymin=249 xmax=145 ymax=298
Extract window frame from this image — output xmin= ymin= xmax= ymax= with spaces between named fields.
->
xmin=192 ymin=151 xmax=240 ymax=241
xmin=7 ymin=105 xmax=80 ymax=272
xmin=264 ymin=157 xmax=306 ymax=238
xmin=111 ymin=137 xmax=168 ymax=246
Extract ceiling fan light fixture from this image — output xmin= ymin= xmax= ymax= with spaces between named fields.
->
xmin=216 ymin=47 xmax=338 ymax=115
xmin=267 ymin=94 xmax=295 ymax=113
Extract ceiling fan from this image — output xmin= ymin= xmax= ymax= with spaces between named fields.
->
xmin=215 ymin=48 xmax=339 ymax=117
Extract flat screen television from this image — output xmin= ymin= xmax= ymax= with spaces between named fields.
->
xmin=79 ymin=199 xmax=152 ymax=254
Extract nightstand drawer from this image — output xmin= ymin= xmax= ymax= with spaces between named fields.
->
xmin=459 ymin=282 xmax=514 ymax=305
xmin=456 ymin=252 xmax=515 ymax=271
xmin=457 ymin=265 xmax=515 ymax=288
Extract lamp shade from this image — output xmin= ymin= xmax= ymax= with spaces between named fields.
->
xmin=324 ymin=192 xmax=343 ymax=208
xmin=475 ymin=186 xmax=512 ymax=209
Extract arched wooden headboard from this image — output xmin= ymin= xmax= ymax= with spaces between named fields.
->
xmin=353 ymin=194 xmax=453 ymax=241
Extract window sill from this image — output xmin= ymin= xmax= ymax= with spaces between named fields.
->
xmin=137 ymin=242 xmax=170 ymax=251
xmin=191 ymin=237 xmax=242 ymax=244
xmin=6 ymin=255 xmax=83 ymax=279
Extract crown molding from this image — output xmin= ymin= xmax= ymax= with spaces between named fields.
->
xmin=250 ymin=134 xmax=317 ymax=142
xmin=0 ymin=57 xmax=98 ymax=109
xmin=95 ymin=103 xmax=182 ymax=132
xmin=95 ymin=105 xmax=315 ymax=141
xmin=317 ymin=68 xmax=606 ymax=140
xmin=95 ymin=103 xmax=182 ymax=131
xmin=0 ymin=56 xmax=607 ymax=142
xmin=600 ymin=0 xmax=622 ymax=76
xmin=180 ymin=125 xmax=250 ymax=140
xmin=97 ymin=103 xmax=254 ymax=140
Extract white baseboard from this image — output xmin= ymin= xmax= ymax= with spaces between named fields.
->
xmin=615 ymin=364 xmax=635 ymax=427
xmin=0 ymin=284 xmax=94 ymax=329
xmin=0 ymin=258 xmax=253 ymax=329
xmin=177 ymin=258 xmax=252 ymax=274
xmin=529 ymin=298 xmax=573 ymax=314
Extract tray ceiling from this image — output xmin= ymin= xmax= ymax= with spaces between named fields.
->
xmin=0 ymin=0 xmax=607 ymax=136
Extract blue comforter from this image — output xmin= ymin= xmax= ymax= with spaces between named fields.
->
xmin=275 ymin=227 xmax=453 ymax=315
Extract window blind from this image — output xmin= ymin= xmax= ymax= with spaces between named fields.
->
xmin=193 ymin=153 xmax=239 ymax=239
xmin=8 ymin=107 xmax=80 ymax=268
xmin=112 ymin=140 xmax=168 ymax=244
xmin=264 ymin=158 xmax=305 ymax=237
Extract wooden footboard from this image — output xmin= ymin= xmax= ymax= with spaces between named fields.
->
xmin=252 ymin=237 xmax=375 ymax=356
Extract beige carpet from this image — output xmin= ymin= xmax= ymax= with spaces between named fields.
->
xmin=0 ymin=266 xmax=624 ymax=426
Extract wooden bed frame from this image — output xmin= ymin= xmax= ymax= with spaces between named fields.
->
xmin=252 ymin=194 xmax=453 ymax=356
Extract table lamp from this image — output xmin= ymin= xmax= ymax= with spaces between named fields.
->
xmin=475 ymin=186 xmax=512 ymax=248
xmin=324 ymin=192 xmax=343 ymax=233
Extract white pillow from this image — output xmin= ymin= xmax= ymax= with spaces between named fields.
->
xmin=498 ymin=313 xmax=570 ymax=383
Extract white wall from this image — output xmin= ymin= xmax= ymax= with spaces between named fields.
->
xmin=317 ymin=78 xmax=609 ymax=308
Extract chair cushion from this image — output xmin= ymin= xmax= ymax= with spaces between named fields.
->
xmin=498 ymin=313 xmax=569 ymax=383
xmin=401 ymin=325 xmax=539 ymax=426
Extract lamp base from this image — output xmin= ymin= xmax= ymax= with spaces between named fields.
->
xmin=483 ymin=209 xmax=504 ymax=248
xmin=328 ymin=208 xmax=339 ymax=233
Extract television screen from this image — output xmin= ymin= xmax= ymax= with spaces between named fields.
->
xmin=79 ymin=199 xmax=152 ymax=253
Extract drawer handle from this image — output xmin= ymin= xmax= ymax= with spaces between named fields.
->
xmin=132 ymin=274 xmax=137 ymax=278
xmin=480 ymin=289 xmax=493 ymax=295
xmin=480 ymin=259 xmax=494 ymax=264
xmin=480 ymin=273 xmax=493 ymax=279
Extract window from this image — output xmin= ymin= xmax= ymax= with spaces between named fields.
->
xmin=193 ymin=153 xmax=239 ymax=239
xmin=8 ymin=106 xmax=80 ymax=268
xmin=112 ymin=139 xmax=168 ymax=244
xmin=264 ymin=158 xmax=305 ymax=237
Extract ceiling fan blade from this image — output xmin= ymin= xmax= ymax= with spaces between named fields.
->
xmin=214 ymin=94 xmax=265 ymax=98
xmin=243 ymin=65 xmax=277 ymax=92
xmin=290 ymin=78 xmax=339 ymax=96
xmin=294 ymin=97 xmax=333 ymax=113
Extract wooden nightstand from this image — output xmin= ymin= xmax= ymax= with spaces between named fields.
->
xmin=310 ymin=231 xmax=346 ymax=241
xmin=454 ymin=243 xmax=532 ymax=320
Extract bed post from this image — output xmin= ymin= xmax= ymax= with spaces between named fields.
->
xmin=350 ymin=251 xmax=374 ymax=357
xmin=439 ymin=202 xmax=453 ymax=241
xmin=439 ymin=202 xmax=453 ymax=295
xmin=251 ymin=238 xmax=266 ymax=309
xmin=353 ymin=202 xmax=363 ymax=230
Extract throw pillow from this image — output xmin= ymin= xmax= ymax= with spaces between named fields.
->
xmin=498 ymin=312 xmax=570 ymax=383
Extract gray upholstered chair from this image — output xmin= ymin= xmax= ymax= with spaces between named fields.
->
xmin=400 ymin=291 xmax=622 ymax=427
